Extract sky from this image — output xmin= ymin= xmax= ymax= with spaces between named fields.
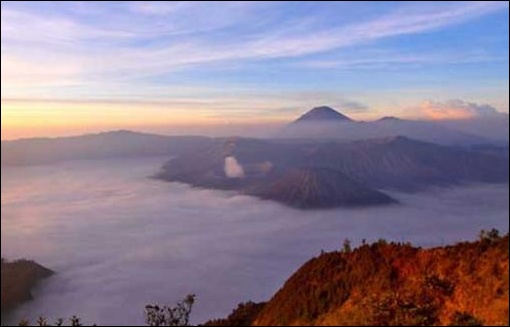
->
xmin=1 ymin=1 xmax=509 ymax=139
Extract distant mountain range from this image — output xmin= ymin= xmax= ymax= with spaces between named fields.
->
xmin=2 ymin=106 xmax=508 ymax=209
xmin=2 ymin=106 xmax=507 ymax=167
xmin=1 ymin=130 xmax=213 ymax=166
xmin=279 ymin=106 xmax=497 ymax=145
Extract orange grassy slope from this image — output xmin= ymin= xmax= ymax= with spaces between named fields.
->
xmin=207 ymin=234 xmax=509 ymax=326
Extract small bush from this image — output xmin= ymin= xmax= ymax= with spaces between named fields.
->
xmin=449 ymin=311 xmax=483 ymax=326
xmin=342 ymin=239 xmax=352 ymax=253
xmin=479 ymin=228 xmax=501 ymax=242
xmin=145 ymin=294 xmax=196 ymax=326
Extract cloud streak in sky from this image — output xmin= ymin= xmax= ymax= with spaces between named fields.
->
xmin=1 ymin=1 xmax=507 ymax=97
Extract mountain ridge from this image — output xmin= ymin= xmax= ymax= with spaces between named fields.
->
xmin=1 ymin=131 xmax=214 ymax=167
xmin=278 ymin=106 xmax=500 ymax=145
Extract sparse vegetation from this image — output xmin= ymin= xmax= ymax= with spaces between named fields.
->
xmin=250 ymin=230 xmax=509 ymax=326
xmin=342 ymin=238 xmax=352 ymax=253
xmin=479 ymin=228 xmax=501 ymax=242
xmin=145 ymin=294 xmax=196 ymax=326
xmin=13 ymin=316 xmax=86 ymax=326
xmin=4 ymin=296 xmax=195 ymax=326
xmin=203 ymin=302 xmax=266 ymax=326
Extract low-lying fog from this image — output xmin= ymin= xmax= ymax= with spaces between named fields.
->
xmin=1 ymin=157 xmax=508 ymax=325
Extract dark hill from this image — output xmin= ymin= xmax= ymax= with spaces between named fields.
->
xmin=1 ymin=259 xmax=53 ymax=313
xmin=250 ymin=167 xmax=396 ymax=208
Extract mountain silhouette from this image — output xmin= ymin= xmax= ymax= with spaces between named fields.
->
xmin=293 ymin=106 xmax=353 ymax=123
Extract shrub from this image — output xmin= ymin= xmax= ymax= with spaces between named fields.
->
xmin=145 ymin=294 xmax=196 ymax=326
xmin=342 ymin=239 xmax=352 ymax=253
xmin=479 ymin=228 xmax=501 ymax=242
xmin=6 ymin=296 xmax=195 ymax=326
xmin=449 ymin=311 xmax=483 ymax=326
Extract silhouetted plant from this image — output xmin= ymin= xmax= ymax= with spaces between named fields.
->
xmin=69 ymin=316 xmax=82 ymax=327
xmin=145 ymin=294 xmax=196 ymax=326
xmin=342 ymin=239 xmax=352 ymax=253
xmin=479 ymin=228 xmax=501 ymax=242
xmin=12 ymin=316 xmax=86 ymax=326
xmin=376 ymin=238 xmax=388 ymax=246
xmin=3 ymin=296 xmax=195 ymax=326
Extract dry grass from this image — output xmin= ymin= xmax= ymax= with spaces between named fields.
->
xmin=240 ymin=233 xmax=509 ymax=326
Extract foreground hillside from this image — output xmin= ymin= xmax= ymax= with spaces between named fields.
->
xmin=206 ymin=232 xmax=509 ymax=326
xmin=1 ymin=259 xmax=53 ymax=313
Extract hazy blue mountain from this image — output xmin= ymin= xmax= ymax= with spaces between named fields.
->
xmin=293 ymin=106 xmax=353 ymax=123
xmin=279 ymin=106 xmax=491 ymax=145
xmin=1 ymin=131 xmax=213 ymax=166
xmin=439 ymin=114 xmax=510 ymax=143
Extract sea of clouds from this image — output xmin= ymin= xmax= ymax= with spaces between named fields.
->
xmin=1 ymin=157 xmax=508 ymax=325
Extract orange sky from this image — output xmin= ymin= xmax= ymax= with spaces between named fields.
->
xmin=3 ymin=97 xmax=509 ymax=140
xmin=0 ymin=99 xmax=293 ymax=140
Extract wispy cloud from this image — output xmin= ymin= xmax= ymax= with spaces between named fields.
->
xmin=2 ymin=1 xmax=507 ymax=97
xmin=348 ymin=1 xmax=508 ymax=39
xmin=300 ymin=52 xmax=508 ymax=70
xmin=128 ymin=1 xmax=193 ymax=16
xmin=238 ymin=1 xmax=508 ymax=59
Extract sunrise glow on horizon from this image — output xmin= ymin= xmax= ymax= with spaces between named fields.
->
xmin=1 ymin=1 xmax=509 ymax=140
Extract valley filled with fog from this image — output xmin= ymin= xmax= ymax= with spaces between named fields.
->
xmin=1 ymin=157 xmax=508 ymax=326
